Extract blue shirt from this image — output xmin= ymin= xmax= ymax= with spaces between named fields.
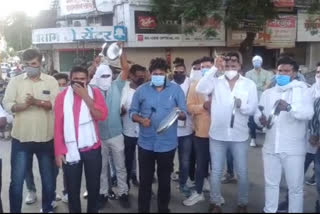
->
xmin=129 ymin=80 xmax=187 ymax=152
xmin=98 ymin=77 xmax=126 ymax=140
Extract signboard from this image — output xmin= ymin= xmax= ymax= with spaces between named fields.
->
xmin=297 ymin=11 xmax=320 ymax=41
xmin=265 ymin=15 xmax=296 ymax=48
xmin=296 ymin=0 xmax=313 ymax=7
xmin=32 ymin=26 xmax=127 ymax=44
xmin=273 ymin=0 xmax=295 ymax=7
xmin=132 ymin=11 xmax=225 ymax=47
xmin=227 ymin=15 xmax=296 ymax=49
xmin=60 ymin=0 xmax=96 ymax=16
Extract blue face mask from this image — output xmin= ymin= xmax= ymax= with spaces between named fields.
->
xmin=151 ymin=75 xmax=165 ymax=87
xmin=201 ymin=68 xmax=210 ymax=76
xmin=276 ymin=75 xmax=291 ymax=86
xmin=253 ymin=60 xmax=262 ymax=69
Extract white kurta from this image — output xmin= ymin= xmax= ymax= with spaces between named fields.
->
xmin=196 ymin=70 xmax=258 ymax=142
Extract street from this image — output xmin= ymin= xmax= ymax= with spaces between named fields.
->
xmin=0 ymin=133 xmax=317 ymax=213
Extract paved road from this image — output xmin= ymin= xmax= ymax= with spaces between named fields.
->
xmin=0 ymin=133 xmax=317 ymax=213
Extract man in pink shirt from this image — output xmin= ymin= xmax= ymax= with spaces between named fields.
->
xmin=54 ymin=66 xmax=108 ymax=213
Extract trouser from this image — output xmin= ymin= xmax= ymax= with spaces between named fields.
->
xmin=194 ymin=137 xmax=210 ymax=194
xmin=10 ymin=138 xmax=55 ymax=213
xmin=189 ymin=141 xmax=196 ymax=181
xmin=0 ymin=159 xmax=3 ymax=213
xmin=100 ymin=135 xmax=128 ymax=195
xmin=138 ymin=147 xmax=175 ymax=213
xmin=124 ymin=135 xmax=138 ymax=188
xmin=25 ymin=154 xmax=60 ymax=196
xmin=248 ymin=116 xmax=257 ymax=139
xmin=263 ymin=152 xmax=305 ymax=213
xmin=315 ymin=149 xmax=320 ymax=202
xmin=305 ymin=152 xmax=316 ymax=174
xmin=63 ymin=148 xmax=102 ymax=213
xmin=226 ymin=148 xmax=234 ymax=176
xmin=178 ymin=135 xmax=193 ymax=187
xmin=209 ymin=139 xmax=249 ymax=206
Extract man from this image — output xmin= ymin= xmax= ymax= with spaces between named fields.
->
xmin=183 ymin=61 xmax=214 ymax=207
xmin=90 ymin=44 xmax=130 ymax=209
xmin=246 ymin=55 xmax=273 ymax=147
xmin=3 ymin=48 xmax=59 ymax=213
xmin=54 ymin=73 xmax=69 ymax=90
xmin=190 ymin=59 xmax=202 ymax=82
xmin=0 ymin=105 xmax=8 ymax=213
xmin=308 ymin=63 xmax=320 ymax=213
xmin=196 ymin=52 xmax=258 ymax=213
xmin=171 ymin=57 xmax=193 ymax=197
xmin=54 ymin=66 xmax=108 ymax=213
xmin=130 ymin=58 xmax=187 ymax=213
xmin=120 ymin=64 xmax=148 ymax=188
xmin=200 ymin=56 xmax=215 ymax=77
xmin=255 ymin=56 xmax=314 ymax=213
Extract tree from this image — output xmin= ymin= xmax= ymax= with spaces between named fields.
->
xmin=151 ymin=0 xmax=319 ymax=69
xmin=0 ymin=12 xmax=33 ymax=51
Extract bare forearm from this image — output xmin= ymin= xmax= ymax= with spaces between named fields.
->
xmin=82 ymin=95 xmax=102 ymax=119
xmin=12 ymin=104 xmax=29 ymax=113
xmin=34 ymin=99 xmax=52 ymax=111
xmin=120 ymin=51 xmax=129 ymax=81
xmin=132 ymin=114 xmax=144 ymax=124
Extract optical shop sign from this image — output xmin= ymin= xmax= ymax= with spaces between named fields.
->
xmin=32 ymin=26 xmax=127 ymax=44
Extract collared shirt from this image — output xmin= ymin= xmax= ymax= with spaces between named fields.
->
xmin=245 ymin=68 xmax=273 ymax=99
xmin=196 ymin=71 xmax=258 ymax=142
xmin=187 ymin=80 xmax=210 ymax=138
xmin=129 ymin=80 xmax=187 ymax=152
xmin=255 ymin=80 xmax=314 ymax=155
xmin=3 ymin=73 xmax=59 ymax=143
xmin=54 ymin=87 xmax=108 ymax=157
xmin=95 ymin=76 xmax=126 ymax=140
xmin=172 ymin=78 xmax=193 ymax=137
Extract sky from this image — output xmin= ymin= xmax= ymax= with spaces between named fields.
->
xmin=0 ymin=0 xmax=51 ymax=18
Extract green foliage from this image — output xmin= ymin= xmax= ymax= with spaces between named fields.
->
xmin=1 ymin=12 xmax=32 ymax=51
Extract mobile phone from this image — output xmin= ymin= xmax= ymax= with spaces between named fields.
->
xmin=71 ymin=80 xmax=85 ymax=88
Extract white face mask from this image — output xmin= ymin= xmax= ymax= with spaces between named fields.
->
xmin=225 ymin=70 xmax=238 ymax=80
xmin=190 ymin=69 xmax=202 ymax=81
xmin=97 ymin=76 xmax=112 ymax=91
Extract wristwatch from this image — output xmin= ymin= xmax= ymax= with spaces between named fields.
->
xmin=286 ymin=104 xmax=292 ymax=112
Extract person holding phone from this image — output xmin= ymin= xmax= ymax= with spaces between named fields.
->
xmin=54 ymin=66 xmax=108 ymax=213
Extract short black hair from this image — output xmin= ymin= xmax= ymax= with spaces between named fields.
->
xmin=129 ymin=64 xmax=147 ymax=75
xmin=225 ymin=52 xmax=240 ymax=62
xmin=317 ymin=62 xmax=320 ymax=67
xmin=70 ymin=66 xmax=88 ymax=78
xmin=54 ymin=73 xmax=69 ymax=82
xmin=149 ymin=58 xmax=169 ymax=73
xmin=200 ymin=56 xmax=214 ymax=64
xmin=173 ymin=57 xmax=186 ymax=69
xmin=22 ymin=49 xmax=43 ymax=63
xmin=192 ymin=59 xmax=201 ymax=66
xmin=277 ymin=56 xmax=299 ymax=72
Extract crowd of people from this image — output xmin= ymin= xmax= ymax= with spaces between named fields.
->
xmin=0 ymin=46 xmax=318 ymax=213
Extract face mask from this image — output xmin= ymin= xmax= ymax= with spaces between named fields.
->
xmin=135 ymin=78 xmax=145 ymax=86
xmin=97 ymin=77 xmax=112 ymax=91
xmin=276 ymin=75 xmax=291 ymax=86
xmin=201 ymin=68 xmax=210 ymax=76
xmin=190 ymin=69 xmax=202 ymax=81
xmin=59 ymin=87 xmax=66 ymax=92
xmin=225 ymin=70 xmax=238 ymax=80
xmin=316 ymin=74 xmax=320 ymax=85
xmin=151 ymin=75 xmax=165 ymax=87
xmin=253 ymin=60 xmax=262 ymax=69
xmin=173 ymin=73 xmax=186 ymax=85
xmin=25 ymin=66 xmax=40 ymax=78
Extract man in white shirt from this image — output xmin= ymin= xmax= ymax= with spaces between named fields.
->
xmin=255 ymin=56 xmax=314 ymax=213
xmin=121 ymin=64 xmax=148 ymax=189
xmin=171 ymin=58 xmax=194 ymax=197
xmin=196 ymin=52 xmax=258 ymax=213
